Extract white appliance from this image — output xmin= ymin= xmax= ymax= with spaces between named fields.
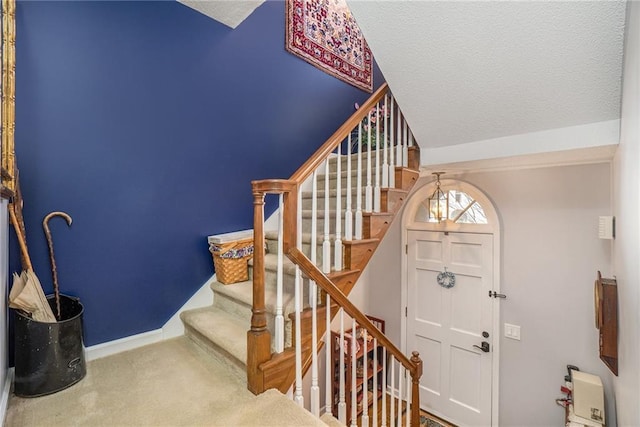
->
xmin=572 ymin=370 xmax=605 ymax=424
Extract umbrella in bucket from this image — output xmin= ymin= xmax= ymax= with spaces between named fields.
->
xmin=8 ymin=205 xmax=56 ymax=323
xmin=42 ymin=211 xmax=72 ymax=321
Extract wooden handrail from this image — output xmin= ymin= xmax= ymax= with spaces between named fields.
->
xmin=288 ymin=247 xmax=416 ymax=370
xmin=289 ymin=247 xmax=422 ymax=426
xmin=290 ymin=83 xmax=389 ymax=184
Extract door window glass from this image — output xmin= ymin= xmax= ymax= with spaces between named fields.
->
xmin=415 ymin=190 xmax=488 ymax=224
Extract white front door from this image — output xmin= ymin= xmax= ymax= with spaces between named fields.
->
xmin=407 ymin=230 xmax=494 ymax=426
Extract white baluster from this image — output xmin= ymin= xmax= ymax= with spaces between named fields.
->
xmin=373 ymin=337 xmax=378 ymax=427
xmin=365 ymin=111 xmax=373 ymax=213
xmin=350 ymin=318 xmax=358 ymax=427
xmin=344 ymin=133 xmax=353 ymax=241
xmin=362 ymin=328 xmax=369 ymax=427
xmin=382 ymin=94 xmax=389 ymax=189
xmin=374 ymin=103 xmax=381 ymax=213
xmin=396 ymin=366 xmax=403 ymax=427
xmin=310 ymin=279 xmax=319 ymax=415
xmin=322 ymin=159 xmax=331 ymax=274
xmin=338 ymin=309 xmax=347 ymax=423
xmin=403 ymin=119 xmax=409 ymax=168
xmin=389 ymin=98 xmax=396 ymax=189
xmin=294 ymin=189 xmax=304 ymax=407
xmin=275 ymin=194 xmax=284 ymax=353
xmin=355 ymin=123 xmax=363 ymax=240
xmin=396 ymin=110 xmax=402 ymax=174
xmin=310 ymin=171 xmax=318 ymax=292
xmin=325 ymin=293 xmax=332 ymax=417
xmin=390 ymin=358 xmax=395 ymax=427
xmin=382 ymin=348 xmax=387 ymax=427
xmin=405 ymin=368 xmax=411 ymax=427
xmin=334 ymin=144 xmax=343 ymax=271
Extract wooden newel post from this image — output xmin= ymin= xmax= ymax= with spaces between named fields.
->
xmin=410 ymin=351 xmax=423 ymax=427
xmin=247 ymin=188 xmax=271 ymax=394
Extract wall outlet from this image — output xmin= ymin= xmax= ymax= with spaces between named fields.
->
xmin=505 ymin=323 xmax=521 ymax=340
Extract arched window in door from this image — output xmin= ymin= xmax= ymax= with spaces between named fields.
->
xmin=414 ymin=190 xmax=488 ymax=224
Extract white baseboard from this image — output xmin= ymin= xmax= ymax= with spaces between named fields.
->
xmin=0 ymin=368 xmax=13 ymax=426
xmin=86 ymin=329 xmax=164 ymax=361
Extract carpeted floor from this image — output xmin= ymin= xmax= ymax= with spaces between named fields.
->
xmin=4 ymin=337 xmax=325 ymax=427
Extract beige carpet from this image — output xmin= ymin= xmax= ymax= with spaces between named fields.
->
xmin=4 ymin=337 xmax=326 ymax=427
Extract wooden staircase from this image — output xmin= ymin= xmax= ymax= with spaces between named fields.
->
xmin=181 ymin=83 xmax=424 ymax=425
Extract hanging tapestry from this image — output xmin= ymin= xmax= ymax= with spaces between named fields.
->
xmin=285 ymin=0 xmax=373 ymax=93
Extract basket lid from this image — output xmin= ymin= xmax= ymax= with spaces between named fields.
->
xmin=207 ymin=229 xmax=253 ymax=244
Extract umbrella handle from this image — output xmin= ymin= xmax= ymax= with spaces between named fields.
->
xmin=43 ymin=211 xmax=72 ymax=321
xmin=8 ymin=203 xmax=32 ymax=271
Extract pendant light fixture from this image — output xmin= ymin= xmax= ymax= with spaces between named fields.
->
xmin=429 ymin=172 xmax=448 ymax=222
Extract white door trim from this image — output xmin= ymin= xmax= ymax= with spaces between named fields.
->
xmin=400 ymin=178 xmax=501 ymax=427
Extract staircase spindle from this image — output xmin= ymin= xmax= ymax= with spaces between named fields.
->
xmin=334 ymin=144 xmax=343 ymax=271
xmin=382 ymin=347 xmax=387 ymax=427
xmin=389 ymin=98 xmax=396 ymax=189
xmin=275 ymin=194 xmax=285 ymax=353
xmin=338 ymin=309 xmax=347 ymax=422
xmin=310 ymin=171 xmax=318 ymax=298
xmin=362 ymin=328 xmax=369 ymax=427
xmin=310 ymin=276 xmax=319 ymax=416
xmin=405 ymin=367 xmax=411 ymax=427
xmin=322 ymin=158 xmax=331 ymax=273
xmin=294 ymin=190 xmax=303 ymax=407
xmin=403 ymin=118 xmax=409 ymax=168
xmin=390 ymin=358 xmax=395 ymax=427
xmin=365 ymin=110 xmax=373 ymax=213
xmin=309 ymin=169 xmax=320 ymax=414
xmin=382 ymin=94 xmax=389 ymax=189
xmin=325 ymin=292 xmax=332 ymax=417
xmin=396 ymin=109 xmax=403 ymax=174
xmin=344 ymin=132 xmax=353 ymax=241
xmin=373 ymin=336 xmax=379 ymax=427
xmin=355 ymin=123 xmax=363 ymax=240
xmin=374 ymin=103 xmax=381 ymax=213
xmin=350 ymin=317 xmax=357 ymax=427
xmin=396 ymin=365 xmax=403 ymax=427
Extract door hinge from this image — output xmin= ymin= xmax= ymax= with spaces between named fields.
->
xmin=405 ymin=244 xmax=408 ymax=254
xmin=405 ymin=306 xmax=408 ymax=317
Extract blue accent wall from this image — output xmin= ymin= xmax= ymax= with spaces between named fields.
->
xmin=13 ymin=0 xmax=384 ymax=345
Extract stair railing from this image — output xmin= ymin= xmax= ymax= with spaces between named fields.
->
xmin=249 ymin=83 xmax=422 ymax=425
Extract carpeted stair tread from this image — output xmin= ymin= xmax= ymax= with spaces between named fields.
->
xmin=181 ymin=307 xmax=247 ymax=367
xmin=219 ymin=389 xmax=328 ymax=426
xmin=320 ymin=412 xmax=345 ymax=426
xmin=210 ymin=278 xmax=295 ymax=316
xmin=249 ymin=252 xmax=299 ymax=276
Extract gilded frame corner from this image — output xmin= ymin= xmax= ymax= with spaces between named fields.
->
xmin=1 ymin=0 xmax=16 ymax=197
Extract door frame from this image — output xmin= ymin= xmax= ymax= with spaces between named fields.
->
xmin=400 ymin=178 xmax=501 ymax=426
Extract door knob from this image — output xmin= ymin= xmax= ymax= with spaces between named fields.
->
xmin=473 ymin=341 xmax=490 ymax=353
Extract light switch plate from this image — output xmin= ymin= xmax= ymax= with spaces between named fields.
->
xmin=504 ymin=323 xmax=521 ymax=340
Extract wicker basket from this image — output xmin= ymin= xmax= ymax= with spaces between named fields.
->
xmin=209 ymin=237 xmax=254 ymax=284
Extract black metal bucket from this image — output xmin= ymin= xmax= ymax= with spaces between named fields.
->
xmin=13 ymin=294 xmax=86 ymax=397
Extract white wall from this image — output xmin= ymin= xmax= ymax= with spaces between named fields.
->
xmin=365 ymin=163 xmax=614 ymax=426
xmin=612 ymin=2 xmax=640 ymax=425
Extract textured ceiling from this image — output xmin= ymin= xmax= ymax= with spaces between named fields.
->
xmin=347 ymin=1 xmax=626 ymax=162
xmin=178 ymin=0 xmax=264 ymax=29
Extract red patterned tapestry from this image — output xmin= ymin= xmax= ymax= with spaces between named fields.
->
xmin=286 ymin=0 xmax=373 ymax=93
